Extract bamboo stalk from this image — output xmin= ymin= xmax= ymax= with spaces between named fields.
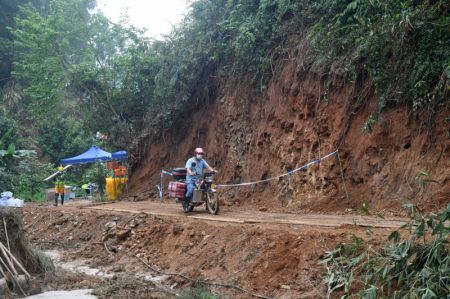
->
xmin=0 ymin=256 xmax=9 ymax=273
xmin=0 ymin=263 xmax=6 ymax=278
xmin=2 ymin=218 xmax=10 ymax=252
xmin=0 ymin=243 xmax=30 ymax=278
xmin=0 ymin=255 xmax=26 ymax=296
xmin=0 ymin=243 xmax=17 ymax=276
xmin=0 ymin=255 xmax=14 ymax=277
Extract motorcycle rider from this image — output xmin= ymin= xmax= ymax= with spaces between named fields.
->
xmin=184 ymin=148 xmax=217 ymax=211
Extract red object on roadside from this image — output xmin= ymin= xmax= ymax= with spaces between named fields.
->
xmin=107 ymin=161 xmax=118 ymax=170
xmin=168 ymin=181 xmax=186 ymax=198
xmin=114 ymin=166 xmax=127 ymax=177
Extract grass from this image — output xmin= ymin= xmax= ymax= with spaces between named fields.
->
xmin=179 ymin=285 xmax=222 ymax=299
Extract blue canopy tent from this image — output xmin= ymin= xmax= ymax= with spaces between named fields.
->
xmin=111 ymin=151 xmax=127 ymax=161
xmin=60 ymin=146 xmax=112 ymax=201
xmin=61 ymin=145 xmax=111 ymax=165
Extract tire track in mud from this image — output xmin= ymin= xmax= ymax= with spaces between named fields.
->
xmin=83 ymin=201 xmax=408 ymax=228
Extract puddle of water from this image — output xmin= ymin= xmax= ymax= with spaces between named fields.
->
xmin=137 ymin=273 xmax=169 ymax=282
xmin=45 ymin=250 xmax=114 ymax=279
xmin=25 ymin=289 xmax=96 ymax=299
xmin=63 ymin=261 xmax=115 ymax=278
xmin=44 ymin=250 xmax=169 ymax=283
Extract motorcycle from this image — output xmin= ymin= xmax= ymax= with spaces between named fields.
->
xmin=181 ymin=172 xmax=219 ymax=214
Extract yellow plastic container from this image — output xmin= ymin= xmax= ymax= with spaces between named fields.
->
xmin=106 ymin=177 xmax=128 ymax=201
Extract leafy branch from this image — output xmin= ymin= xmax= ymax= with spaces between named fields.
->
xmin=322 ymin=203 xmax=450 ymax=298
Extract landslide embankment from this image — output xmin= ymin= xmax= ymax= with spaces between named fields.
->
xmin=22 ymin=206 xmax=395 ymax=298
xmin=128 ymin=53 xmax=449 ymax=215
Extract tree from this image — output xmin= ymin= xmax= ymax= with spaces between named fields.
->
xmin=37 ymin=117 xmax=94 ymax=163
xmin=0 ymin=0 xmax=54 ymax=88
xmin=0 ymin=110 xmax=22 ymax=149
xmin=11 ymin=0 xmax=149 ymax=147
xmin=0 ymin=146 xmax=52 ymax=201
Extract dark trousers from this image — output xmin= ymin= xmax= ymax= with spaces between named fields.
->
xmin=55 ymin=193 xmax=64 ymax=206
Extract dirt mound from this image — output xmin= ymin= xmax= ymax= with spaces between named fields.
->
xmin=128 ymin=53 xmax=449 ymax=214
xmin=22 ymin=206 xmax=394 ymax=298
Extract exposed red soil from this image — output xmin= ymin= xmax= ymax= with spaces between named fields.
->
xmin=22 ymin=204 xmax=397 ymax=298
xmin=128 ymin=50 xmax=449 ymax=215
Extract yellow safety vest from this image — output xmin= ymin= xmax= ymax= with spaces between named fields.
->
xmin=55 ymin=180 xmax=65 ymax=194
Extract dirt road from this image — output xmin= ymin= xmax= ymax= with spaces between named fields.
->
xmin=24 ymin=200 xmax=409 ymax=298
xmin=82 ymin=200 xmax=408 ymax=228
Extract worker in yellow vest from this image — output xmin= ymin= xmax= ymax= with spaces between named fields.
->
xmin=54 ymin=166 xmax=65 ymax=206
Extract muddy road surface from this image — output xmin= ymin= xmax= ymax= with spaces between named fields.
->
xmin=22 ymin=200 xmax=408 ymax=298
xmin=84 ymin=201 xmax=408 ymax=228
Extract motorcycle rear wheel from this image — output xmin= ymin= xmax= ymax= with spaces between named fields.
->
xmin=205 ymin=190 xmax=219 ymax=214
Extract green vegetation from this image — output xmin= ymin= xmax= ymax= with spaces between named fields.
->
xmin=179 ymin=286 xmax=222 ymax=299
xmin=0 ymin=0 xmax=448 ymax=198
xmin=37 ymin=117 xmax=94 ymax=163
xmin=309 ymin=0 xmax=450 ymax=112
xmin=361 ymin=115 xmax=376 ymax=134
xmin=11 ymin=0 xmax=448 ymax=139
xmin=322 ymin=204 xmax=450 ymax=298
xmin=0 ymin=0 xmax=448 ymax=295
xmin=83 ymin=163 xmax=108 ymax=200
xmin=0 ymin=134 xmax=52 ymax=201
xmin=0 ymin=0 xmax=111 ymax=199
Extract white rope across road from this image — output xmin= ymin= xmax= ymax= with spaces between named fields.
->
xmin=159 ymin=150 xmax=338 ymax=195
xmin=215 ymin=150 xmax=338 ymax=188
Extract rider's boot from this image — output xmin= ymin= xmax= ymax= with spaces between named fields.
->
xmin=183 ymin=197 xmax=191 ymax=213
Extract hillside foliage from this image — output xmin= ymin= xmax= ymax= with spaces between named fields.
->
xmin=0 ymin=0 xmax=448 ymax=198
xmin=322 ymin=204 xmax=450 ymax=298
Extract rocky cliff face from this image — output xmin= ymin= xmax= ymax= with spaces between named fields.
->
xmin=129 ymin=51 xmax=449 ymax=214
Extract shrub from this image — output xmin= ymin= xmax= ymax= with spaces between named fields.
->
xmin=322 ymin=203 xmax=450 ymax=298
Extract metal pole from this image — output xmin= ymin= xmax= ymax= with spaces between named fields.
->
xmin=160 ymin=170 xmax=164 ymax=201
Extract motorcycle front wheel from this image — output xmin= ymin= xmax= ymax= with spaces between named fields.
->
xmin=205 ymin=189 xmax=219 ymax=215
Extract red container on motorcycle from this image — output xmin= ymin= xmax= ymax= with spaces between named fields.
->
xmin=168 ymin=181 xmax=186 ymax=198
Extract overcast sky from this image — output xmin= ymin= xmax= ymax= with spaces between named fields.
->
xmin=96 ymin=0 xmax=189 ymax=39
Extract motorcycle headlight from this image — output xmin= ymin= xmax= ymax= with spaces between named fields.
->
xmin=205 ymin=176 xmax=213 ymax=182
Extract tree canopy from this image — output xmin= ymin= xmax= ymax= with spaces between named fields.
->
xmin=0 ymin=0 xmax=448 ymax=200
